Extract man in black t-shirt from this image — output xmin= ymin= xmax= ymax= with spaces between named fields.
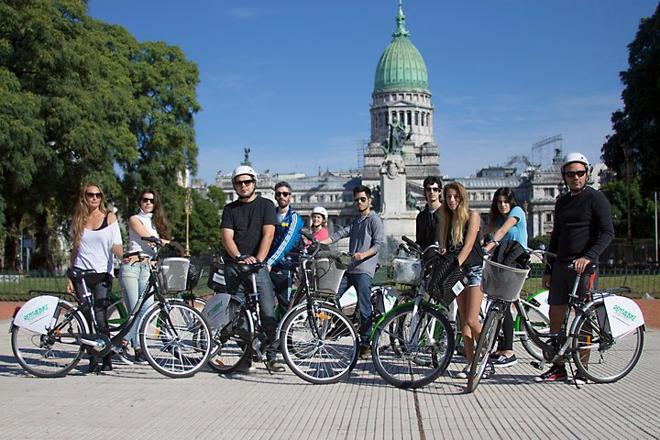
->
xmin=220 ymin=165 xmax=284 ymax=373
xmin=536 ymin=152 xmax=614 ymax=383
xmin=416 ymin=176 xmax=442 ymax=249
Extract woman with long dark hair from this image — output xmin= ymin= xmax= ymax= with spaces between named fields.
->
xmin=119 ymin=188 xmax=170 ymax=363
xmin=439 ymin=182 xmax=485 ymax=379
xmin=485 ymin=187 xmax=528 ymax=368
xmin=67 ymin=183 xmax=123 ymax=373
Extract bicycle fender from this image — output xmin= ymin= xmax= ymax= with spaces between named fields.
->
xmin=603 ymin=296 xmax=645 ymax=338
xmin=13 ymin=296 xmax=62 ymax=334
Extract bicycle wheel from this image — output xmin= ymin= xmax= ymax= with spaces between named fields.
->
xmin=11 ymin=301 xmax=86 ymax=378
xmin=467 ymin=307 xmax=502 ymax=393
xmin=207 ymin=306 xmax=252 ymax=374
xmin=518 ymin=303 xmax=550 ymax=361
xmin=139 ymin=302 xmax=212 ymax=378
xmin=571 ymin=302 xmax=644 ymax=383
xmin=371 ymin=303 xmax=454 ymax=389
xmin=280 ymin=304 xmax=358 ymax=384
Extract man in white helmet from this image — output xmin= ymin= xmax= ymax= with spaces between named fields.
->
xmin=220 ymin=165 xmax=285 ymax=373
xmin=536 ymin=152 xmax=614 ymax=383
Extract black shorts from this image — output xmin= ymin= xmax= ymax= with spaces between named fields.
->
xmin=548 ymin=262 xmax=597 ymax=306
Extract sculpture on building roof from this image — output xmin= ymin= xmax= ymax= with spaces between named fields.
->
xmin=241 ymin=147 xmax=252 ymax=166
xmin=381 ymin=116 xmax=411 ymax=156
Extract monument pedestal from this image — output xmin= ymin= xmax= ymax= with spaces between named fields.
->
xmin=379 ymin=153 xmax=416 ymax=255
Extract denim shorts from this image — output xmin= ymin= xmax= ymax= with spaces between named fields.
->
xmin=464 ymin=264 xmax=483 ymax=287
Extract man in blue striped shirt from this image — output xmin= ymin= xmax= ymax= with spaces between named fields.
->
xmin=267 ymin=181 xmax=303 ymax=318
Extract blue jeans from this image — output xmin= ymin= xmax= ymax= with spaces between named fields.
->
xmin=119 ymin=262 xmax=153 ymax=348
xmin=337 ymin=273 xmax=373 ymax=345
xmin=224 ymin=264 xmax=278 ymax=360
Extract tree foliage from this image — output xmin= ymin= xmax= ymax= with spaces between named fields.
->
xmin=0 ymin=0 xmax=208 ymax=269
xmin=600 ymin=178 xmax=654 ymax=239
xmin=602 ymin=4 xmax=660 ymax=197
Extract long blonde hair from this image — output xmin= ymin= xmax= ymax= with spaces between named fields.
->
xmin=71 ymin=183 xmax=107 ymax=251
xmin=439 ymin=182 xmax=470 ymax=249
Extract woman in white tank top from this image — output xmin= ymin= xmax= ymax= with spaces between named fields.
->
xmin=67 ymin=183 xmax=123 ymax=373
xmin=119 ymin=188 xmax=171 ymax=363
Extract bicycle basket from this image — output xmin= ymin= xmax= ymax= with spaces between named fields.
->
xmin=207 ymin=257 xmax=226 ymax=293
xmin=186 ymin=263 xmax=202 ymax=291
xmin=313 ymin=257 xmax=346 ymax=297
xmin=158 ymin=257 xmax=190 ymax=293
xmin=480 ymin=258 xmax=530 ymax=302
xmin=392 ymin=256 xmax=422 ymax=286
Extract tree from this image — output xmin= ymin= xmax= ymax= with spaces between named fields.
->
xmin=602 ymin=4 xmax=660 ymax=198
xmin=600 ymin=178 xmax=653 ymax=238
xmin=187 ymin=190 xmax=221 ymax=256
xmin=207 ymin=186 xmax=227 ymax=211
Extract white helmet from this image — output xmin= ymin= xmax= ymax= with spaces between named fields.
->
xmin=311 ymin=206 xmax=328 ymax=219
xmin=562 ymin=152 xmax=590 ymax=173
xmin=232 ymin=165 xmax=257 ymax=183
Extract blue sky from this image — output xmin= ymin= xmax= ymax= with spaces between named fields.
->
xmin=89 ymin=0 xmax=657 ymax=182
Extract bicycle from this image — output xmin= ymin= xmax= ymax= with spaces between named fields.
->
xmin=11 ymin=237 xmax=212 ymax=378
xmin=276 ymin=239 xmax=360 ymax=384
xmin=369 ymin=236 xmax=456 ymax=388
xmin=467 ymin=249 xmax=645 ymax=393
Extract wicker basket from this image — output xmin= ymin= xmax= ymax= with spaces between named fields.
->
xmin=480 ymin=259 xmax=530 ymax=302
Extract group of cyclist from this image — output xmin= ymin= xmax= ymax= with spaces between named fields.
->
xmin=66 ymin=150 xmax=613 ymax=384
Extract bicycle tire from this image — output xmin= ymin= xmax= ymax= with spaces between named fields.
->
xmin=12 ymin=301 xmax=86 ymax=378
xmin=571 ymin=302 xmax=644 ymax=383
xmin=518 ymin=302 xmax=550 ymax=361
xmin=467 ymin=307 xmax=501 ymax=393
xmin=371 ymin=302 xmax=454 ymax=389
xmin=207 ymin=306 xmax=252 ymax=374
xmin=139 ymin=302 xmax=212 ymax=378
xmin=280 ymin=304 xmax=359 ymax=384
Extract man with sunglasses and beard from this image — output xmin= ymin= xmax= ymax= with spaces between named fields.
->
xmin=321 ymin=185 xmax=385 ymax=359
xmin=536 ymin=152 xmax=614 ymax=383
xmin=220 ymin=165 xmax=285 ymax=373
xmin=416 ymin=176 xmax=442 ymax=249
xmin=266 ymin=181 xmax=303 ymax=319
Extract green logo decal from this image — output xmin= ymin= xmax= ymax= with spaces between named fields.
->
xmin=613 ymin=304 xmax=636 ymax=322
xmin=209 ymin=301 xmax=224 ymax=315
xmin=23 ymin=304 xmax=49 ymax=322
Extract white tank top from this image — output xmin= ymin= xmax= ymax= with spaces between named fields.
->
xmin=127 ymin=211 xmax=159 ymax=258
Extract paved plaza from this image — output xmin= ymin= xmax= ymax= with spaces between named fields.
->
xmin=0 ymin=319 xmax=658 ymax=440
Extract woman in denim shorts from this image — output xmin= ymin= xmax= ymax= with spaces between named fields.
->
xmin=439 ymin=182 xmax=485 ymax=378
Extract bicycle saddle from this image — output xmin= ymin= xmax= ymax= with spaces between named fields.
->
xmin=232 ymin=262 xmax=265 ymax=274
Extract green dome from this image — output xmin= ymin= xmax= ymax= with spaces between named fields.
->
xmin=374 ymin=2 xmax=429 ymax=94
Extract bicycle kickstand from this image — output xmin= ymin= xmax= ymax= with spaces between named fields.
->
xmin=566 ymin=361 xmax=581 ymax=390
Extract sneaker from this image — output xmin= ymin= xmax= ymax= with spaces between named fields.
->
xmin=133 ymin=348 xmax=148 ymax=365
xmin=493 ymin=354 xmax=518 ymax=368
xmin=267 ymin=360 xmax=286 ymax=373
xmin=115 ymin=352 xmax=134 ymax=366
xmin=482 ymin=361 xmax=495 ymax=379
xmin=358 ymin=345 xmax=371 ymax=360
xmin=535 ymin=364 xmax=567 ymax=382
xmin=454 ymin=366 xmax=470 ymax=379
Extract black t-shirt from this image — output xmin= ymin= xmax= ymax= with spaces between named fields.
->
xmin=416 ymin=205 xmax=440 ymax=249
xmin=547 ymin=186 xmax=614 ymax=270
xmin=220 ymin=196 xmax=277 ymax=257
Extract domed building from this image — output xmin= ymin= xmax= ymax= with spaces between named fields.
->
xmin=362 ymin=1 xmax=441 ymax=192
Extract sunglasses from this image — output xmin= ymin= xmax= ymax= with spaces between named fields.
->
xmin=424 ymin=187 xmax=440 ymax=193
xmin=564 ymin=170 xmax=587 ymax=178
xmin=141 ymin=197 xmax=155 ymax=204
xmin=234 ymin=179 xmax=255 ymax=187
xmin=354 ymin=197 xmax=368 ymax=203
xmin=275 ymin=191 xmax=290 ymax=198
xmin=85 ymin=192 xmax=103 ymax=199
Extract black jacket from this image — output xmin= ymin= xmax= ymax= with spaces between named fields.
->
xmin=416 ymin=204 xmax=440 ymax=249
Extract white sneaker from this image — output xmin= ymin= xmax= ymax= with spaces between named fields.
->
xmin=454 ymin=366 xmax=470 ymax=379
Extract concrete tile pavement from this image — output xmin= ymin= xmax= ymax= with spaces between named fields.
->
xmin=0 ymin=319 xmax=658 ymax=440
